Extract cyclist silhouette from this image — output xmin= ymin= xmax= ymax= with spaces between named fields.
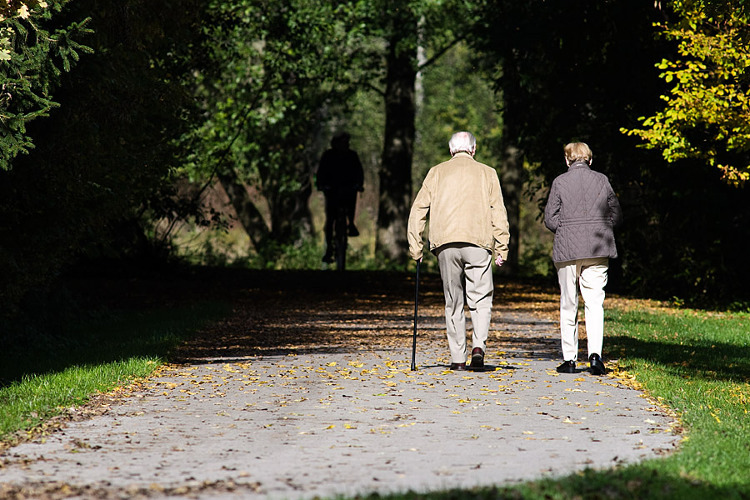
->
xmin=316 ymin=132 xmax=364 ymax=263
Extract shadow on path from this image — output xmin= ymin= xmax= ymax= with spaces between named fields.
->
xmin=169 ymin=270 xmax=564 ymax=366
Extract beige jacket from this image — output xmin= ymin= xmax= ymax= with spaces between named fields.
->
xmin=407 ymin=152 xmax=510 ymax=261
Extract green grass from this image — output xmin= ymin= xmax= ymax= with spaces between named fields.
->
xmin=352 ymin=306 xmax=750 ymax=500
xmin=0 ymin=301 xmax=230 ymax=441
xmin=605 ymin=308 xmax=750 ymax=488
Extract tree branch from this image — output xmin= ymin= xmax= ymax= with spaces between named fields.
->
xmin=417 ymin=36 xmax=466 ymax=72
xmin=362 ymin=81 xmax=386 ymax=97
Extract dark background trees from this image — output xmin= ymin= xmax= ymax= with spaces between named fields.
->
xmin=179 ymin=0 xmax=375 ymax=261
xmin=472 ymin=0 xmax=750 ymax=303
xmin=1 ymin=0 xmax=749 ymax=323
xmin=0 ymin=0 xmax=205 ymax=316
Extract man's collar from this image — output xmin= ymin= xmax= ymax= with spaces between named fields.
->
xmin=451 ymin=151 xmax=474 ymax=159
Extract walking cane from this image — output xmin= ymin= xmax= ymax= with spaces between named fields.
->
xmin=411 ymin=259 xmax=420 ymax=371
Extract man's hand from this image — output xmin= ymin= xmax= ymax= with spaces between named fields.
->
xmin=495 ymin=255 xmax=504 ymax=267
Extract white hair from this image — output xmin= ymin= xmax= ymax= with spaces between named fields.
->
xmin=449 ymin=132 xmax=476 ymax=155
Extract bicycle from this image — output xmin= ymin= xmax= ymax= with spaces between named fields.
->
xmin=331 ymin=201 xmax=349 ymax=272
xmin=322 ymin=186 xmax=357 ymax=272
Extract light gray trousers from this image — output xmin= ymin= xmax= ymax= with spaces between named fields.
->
xmin=436 ymin=244 xmax=494 ymax=364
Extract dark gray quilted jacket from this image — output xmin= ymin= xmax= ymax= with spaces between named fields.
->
xmin=544 ymin=161 xmax=623 ymax=263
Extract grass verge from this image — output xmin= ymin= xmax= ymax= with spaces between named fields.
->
xmin=358 ymin=305 xmax=750 ymax=499
xmin=0 ymin=301 xmax=230 ymax=442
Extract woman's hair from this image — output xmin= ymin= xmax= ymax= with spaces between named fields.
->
xmin=564 ymin=142 xmax=593 ymax=164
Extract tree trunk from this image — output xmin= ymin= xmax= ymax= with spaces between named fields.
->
xmin=220 ymin=154 xmax=313 ymax=257
xmin=218 ymin=170 xmax=271 ymax=251
xmin=268 ymin=154 xmax=314 ymax=246
xmin=498 ymin=142 xmax=522 ymax=276
xmin=376 ymin=12 xmax=417 ymax=263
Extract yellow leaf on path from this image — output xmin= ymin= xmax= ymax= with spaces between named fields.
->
xmin=327 ymin=362 xmax=337 ymax=367
xmin=523 ymin=431 xmax=534 ymax=435
xmin=325 ymin=425 xmax=335 ymax=429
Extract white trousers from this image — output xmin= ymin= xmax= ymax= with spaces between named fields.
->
xmin=555 ymin=257 xmax=609 ymax=362
xmin=436 ymin=244 xmax=494 ymax=364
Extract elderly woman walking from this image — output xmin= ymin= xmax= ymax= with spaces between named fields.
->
xmin=544 ymin=142 xmax=623 ymax=375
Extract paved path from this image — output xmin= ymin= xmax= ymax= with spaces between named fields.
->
xmin=0 ymin=274 xmax=681 ymax=499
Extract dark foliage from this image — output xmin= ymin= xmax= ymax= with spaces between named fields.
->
xmin=0 ymin=1 xmax=207 ymax=317
xmin=472 ymin=0 xmax=750 ymax=305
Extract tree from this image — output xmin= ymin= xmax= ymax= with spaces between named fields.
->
xmin=375 ymin=2 xmax=419 ymax=262
xmin=471 ymin=0 xmax=672 ymax=284
xmin=412 ymin=41 xmax=509 ymax=271
xmin=180 ymin=0 xmax=491 ymax=266
xmin=1 ymin=0 xmax=205 ymax=313
xmin=471 ymin=0 xmax=750 ymax=304
xmin=364 ymin=0 xmax=482 ymax=263
xmin=622 ymin=0 xmax=750 ymax=187
xmin=0 ymin=0 xmax=91 ymax=170
xmin=178 ymin=0 xmax=372 ymax=260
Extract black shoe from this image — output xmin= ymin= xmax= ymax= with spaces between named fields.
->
xmin=449 ymin=362 xmax=467 ymax=371
xmin=348 ymin=224 xmax=359 ymax=237
xmin=322 ymin=252 xmax=334 ymax=263
xmin=470 ymin=348 xmax=484 ymax=369
xmin=589 ymin=353 xmax=606 ymax=375
xmin=556 ymin=360 xmax=576 ymax=373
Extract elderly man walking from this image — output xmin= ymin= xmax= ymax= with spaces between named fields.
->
xmin=544 ymin=142 xmax=623 ymax=375
xmin=408 ymin=132 xmax=510 ymax=370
